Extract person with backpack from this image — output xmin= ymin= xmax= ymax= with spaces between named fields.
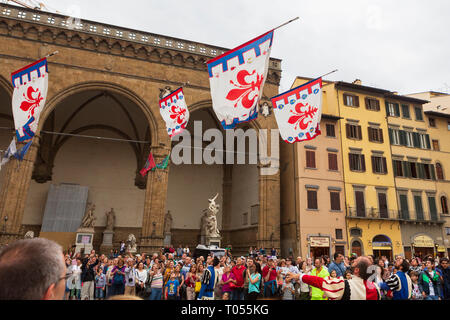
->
xmin=378 ymin=257 xmax=412 ymax=300
xmin=198 ymin=257 xmax=220 ymax=300
xmin=418 ymin=259 xmax=443 ymax=300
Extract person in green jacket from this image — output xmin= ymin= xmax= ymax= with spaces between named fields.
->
xmin=310 ymin=257 xmax=330 ymax=300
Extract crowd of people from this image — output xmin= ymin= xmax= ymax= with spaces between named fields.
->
xmin=59 ymin=244 xmax=450 ymax=301
xmin=0 ymin=238 xmax=449 ymax=301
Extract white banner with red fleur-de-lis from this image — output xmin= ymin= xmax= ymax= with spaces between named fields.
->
xmin=271 ymin=78 xmax=323 ymax=143
xmin=11 ymin=58 xmax=49 ymax=142
xmin=207 ymin=31 xmax=273 ymax=129
xmin=159 ymin=87 xmax=190 ymax=138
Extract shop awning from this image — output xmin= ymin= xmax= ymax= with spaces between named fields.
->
xmin=373 ymin=246 xmax=392 ymax=250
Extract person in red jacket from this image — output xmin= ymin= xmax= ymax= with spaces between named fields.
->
xmin=262 ymin=258 xmax=279 ymax=297
xmin=286 ymin=256 xmax=381 ymax=300
xmin=231 ymin=257 xmax=246 ymax=300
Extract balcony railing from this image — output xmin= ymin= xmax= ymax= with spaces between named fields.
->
xmin=346 ymin=207 xmax=445 ymax=223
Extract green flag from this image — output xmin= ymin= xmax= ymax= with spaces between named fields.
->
xmin=151 ymin=153 xmax=170 ymax=171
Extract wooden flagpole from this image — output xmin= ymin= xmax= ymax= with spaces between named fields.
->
xmin=318 ymin=69 xmax=338 ymax=79
xmin=272 ymin=17 xmax=300 ymax=32
xmin=45 ymin=51 xmax=59 ymax=58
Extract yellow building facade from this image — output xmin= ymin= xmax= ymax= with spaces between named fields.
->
xmin=333 ymin=81 xmax=403 ymax=259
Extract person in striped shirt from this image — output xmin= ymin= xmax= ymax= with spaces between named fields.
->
xmin=286 ymin=256 xmax=381 ymax=300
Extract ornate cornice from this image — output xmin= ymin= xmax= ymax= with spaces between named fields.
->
xmin=0 ymin=3 xmax=281 ymax=85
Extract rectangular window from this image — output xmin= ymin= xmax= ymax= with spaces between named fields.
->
xmin=389 ymin=128 xmax=400 ymax=145
xmin=405 ymin=131 xmax=414 ymax=147
xmin=401 ymin=104 xmax=410 ymax=118
xmin=419 ymin=134 xmax=430 ymax=149
xmin=414 ymin=195 xmax=424 ymax=220
xmin=328 ymin=153 xmax=338 ymax=171
xmin=414 ymin=106 xmax=423 ymax=121
xmin=355 ymin=191 xmax=366 ymax=217
xmin=306 ymin=150 xmax=316 ymax=168
xmin=372 ymin=156 xmax=387 ymax=174
xmin=432 ymin=140 xmax=440 ymax=151
xmin=428 ymin=196 xmax=438 ymax=221
xmin=343 ymin=93 xmax=359 ymax=107
xmin=399 ymin=194 xmax=409 ymax=220
xmin=393 ymin=160 xmax=404 ymax=177
xmin=346 ymin=124 xmax=362 ymax=140
xmin=307 ymin=190 xmax=318 ymax=210
xmin=349 ymin=153 xmax=366 ymax=172
xmin=386 ymin=102 xmax=400 ymax=117
xmin=410 ymin=162 xmax=418 ymax=178
xmin=335 ymin=229 xmax=343 ymax=240
xmin=429 ymin=118 xmax=436 ymax=127
xmin=378 ymin=193 xmax=388 ymax=218
xmin=446 ymin=227 xmax=450 ymax=236
xmin=365 ymin=98 xmax=380 ymax=111
xmin=330 ymin=192 xmax=341 ymax=211
xmin=326 ymin=124 xmax=336 ymax=137
xmin=368 ymin=127 xmax=384 ymax=143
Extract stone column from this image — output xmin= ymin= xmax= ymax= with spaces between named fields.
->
xmin=221 ymin=165 xmax=232 ymax=245
xmin=257 ymin=167 xmax=281 ymax=252
xmin=139 ymin=146 xmax=170 ymax=252
xmin=0 ymin=137 xmax=39 ymax=245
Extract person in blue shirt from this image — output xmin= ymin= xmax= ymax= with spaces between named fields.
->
xmin=198 ymin=257 xmax=219 ymax=300
xmin=378 ymin=257 xmax=412 ymax=300
xmin=165 ymin=272 xmax=180 ymax=300
xmin=328 ymin=253 xmax=347 ymax=278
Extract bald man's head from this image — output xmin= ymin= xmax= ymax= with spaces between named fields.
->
xmin=352 ymin=256 xmax=371 ymax=280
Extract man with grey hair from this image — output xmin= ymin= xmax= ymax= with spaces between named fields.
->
xmin=0 ymin=238 xmax=67 ymax=300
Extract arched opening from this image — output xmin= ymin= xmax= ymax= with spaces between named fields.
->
xmin=0 ymin=77 xmax=13 ymax=190
xmin=436 ymin=163 xmax=444 ymax=180
xmin=23 ymin=87 xmax=155 ymax=250
xmin=441 ymin=196 xmax=449 ymax=215
xmin=166 ymin=106 xmax=260 ymax=253
xmin=351 ymin=239 xmax=362 ymax=257
xmin=372 ymin=234 xmax=392 ymax=260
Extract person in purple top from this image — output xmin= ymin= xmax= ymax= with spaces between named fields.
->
xmin=110 ymin=258 xmax=126 ymax=296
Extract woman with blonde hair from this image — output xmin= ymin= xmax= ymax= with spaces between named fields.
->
xmin=184 ymin=264 xmax=198 ymax=300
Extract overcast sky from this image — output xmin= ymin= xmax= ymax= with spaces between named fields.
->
xmin=11 ymin=0 xmax=450 ymax=95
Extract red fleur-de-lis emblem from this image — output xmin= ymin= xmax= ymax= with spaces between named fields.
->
xmin=288 ymin=102 xmax=318 ymax=130
xmin=226 ymin=70 xmax=264 ymax=109
xmin=169 ymin=105 xmax=187 ymax=125
xmin=20 ymin=86 xmax=44 ymax=119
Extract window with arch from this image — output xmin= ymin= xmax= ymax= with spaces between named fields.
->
xmin=441 ymin=196 xmax=449 ymax=215
xmin=436 ymin=163 xmax=444 ymax=180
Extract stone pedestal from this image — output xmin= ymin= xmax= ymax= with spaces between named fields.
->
xmin=164 ymin=232 xmax=172 ymax=246
xmin=206 ymin=236 xmax=221 ymax=248
xmin=75 ymin=228 xmax=94 ymax=254
xmin=100 ymin=230 xmax=114 ymax=254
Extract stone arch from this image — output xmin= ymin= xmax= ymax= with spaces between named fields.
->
xmin=39 ymin=81 xmax=159 ymax=146
xmin=0 ymin=74 xmax=13 ymax=96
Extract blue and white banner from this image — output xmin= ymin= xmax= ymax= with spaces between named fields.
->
xmin=11 ymin=58 xmax=48 ymax=142
xmin=207 ymin=31 xmax=273 ymax=129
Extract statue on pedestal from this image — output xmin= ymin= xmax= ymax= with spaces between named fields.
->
xmin=81 ymin=203 xmax=96 ymax=229
xmin=105 ymin=208 xmax=115 ymax=231
xmin=205 ymin=193 xmax=220 ymax=238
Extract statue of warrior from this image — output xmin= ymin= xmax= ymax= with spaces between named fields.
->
xmin=81 ymin=203 xmax=96 ymax=228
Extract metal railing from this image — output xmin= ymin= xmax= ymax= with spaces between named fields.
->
xmin=346 ymin=207 xmax=445 ymax=223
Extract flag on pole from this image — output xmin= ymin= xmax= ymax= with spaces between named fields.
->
xmin=11 ymin=58 xmax=49 ymax=142
xmin=159 ymin=88 xmax=189 ymax=138
xmin=271 ymin=78 xmax=323 ymax=143
xmin=0 ymin=138 xmax=17 ymax=169
xmin=152 ymin=153 xmax=170 ymax=171
xmin=207 ymin=31 xmax=274 ymax=129
xmin=140 ymin=152 xmax=156 ymax=177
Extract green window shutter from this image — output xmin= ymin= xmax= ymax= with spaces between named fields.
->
xmin=361 ymin=154 xmax=366 ymax=172
xmin=430 ymin=164 xmax=436 ymax=180
xmin=418 ymin=163 xmax=425 ymax=179
xmin=414 ymin=196 xmax=424 ymax=220
xmin=413 ymin=132 xmax=420 ymax=148
xmin=399 ymin=130 xmax=406 ymax=146
xmin=385 ymin=101 xmax=390 ymax=116
xmin=400 ymin=195 xmax=409 ymax=220
xmin=426 ymin=134 xmax=431 ymax=149
xmin=393 ymin=160 xmax=398 ymax=176
xmin=394 ymin=103 xmax=400 ymax=117
xmin=428 ymin=197 xmax=438 ymax=221
xmin=388 ymin=128 xmax=393 ymax=144
xmin=403 ymin=161 xmax=410 ymax=177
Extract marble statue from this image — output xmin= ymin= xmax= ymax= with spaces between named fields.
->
xmin=164 ymin=211 xmax=173 ymax=234
xmin=127 ymin=233 xmax=137 ymax=253
xmin=81 ymin=203 xmax=96 ymax=229
xmin=205 ymin=193 xmax=220 ymax=237
xmin=24 ymin=231 xmax=34 ymax=239
xmin=105 ymin=208 xmax=115 ymax=231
